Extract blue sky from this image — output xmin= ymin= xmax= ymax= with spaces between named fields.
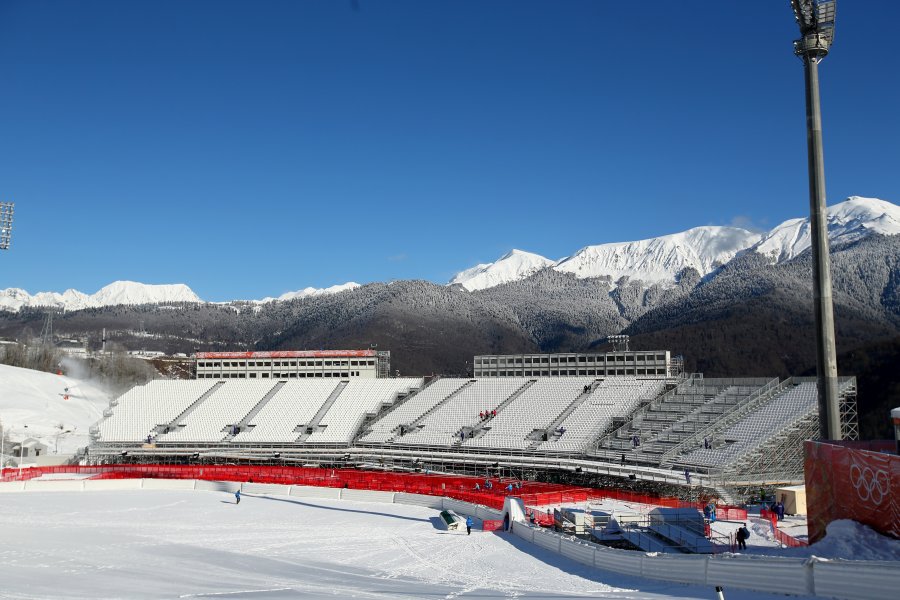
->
xmin=1 ymin=1 xmax=897 ymax=301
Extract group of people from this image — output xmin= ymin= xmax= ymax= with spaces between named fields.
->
xmin=479 ymin=409 xmax=497 ymax=420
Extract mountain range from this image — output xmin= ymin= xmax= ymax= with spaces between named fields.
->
xmin=2 ymin=196 xmax=897 ymax=311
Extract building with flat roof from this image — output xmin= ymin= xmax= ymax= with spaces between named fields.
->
xmin=195 ymin=350 xmax=390 ymax=380
xmin=473 ymin=350 xmax=672 ymax=378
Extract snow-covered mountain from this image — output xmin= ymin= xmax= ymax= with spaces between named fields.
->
xmin=0 ymin=281 xmax=201 ymax=312
xmin=0 ymin=281 xmax=359 ymax=312
xmin=752 ymin=196 xmax=900 ymax=263
xmin=256 ymin=282 xmax=361 ymax=303
xmin=449 ymin=250 xmax=556 ymax=292
xmin=554 ymin=226 xmax=761 ymax=285
xmin=450 ymin=196 xmax=898 ymax=291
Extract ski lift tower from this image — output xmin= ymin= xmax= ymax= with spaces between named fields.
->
xmin=0 ymin=202 xmax=13 ymax=251
xmin=790 ymin=0 xmax=841 ymax=440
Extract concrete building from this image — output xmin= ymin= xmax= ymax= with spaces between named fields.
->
xmin=195 ymin=350 xmax=391 ymax=380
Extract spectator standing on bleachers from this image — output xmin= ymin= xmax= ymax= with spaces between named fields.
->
xmin=684 ymin=469 xmax=691 ymax=485
xmin=620 ymin=453 xmax=626 ymax=466
xmin=479 ymin=411 xmax=484 ymax=420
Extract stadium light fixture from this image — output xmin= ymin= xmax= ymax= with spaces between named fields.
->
xmin=790 ymin=0 xmax=841 ymax=440
xmin=0 ymin=202 xmax=13 ymax=250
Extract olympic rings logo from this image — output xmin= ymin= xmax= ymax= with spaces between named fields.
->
xmin=849 ymin=464 xmax=889 ymax=505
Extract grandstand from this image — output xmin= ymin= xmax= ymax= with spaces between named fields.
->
xmin=88 ymin=372 xmax=858 ymax=503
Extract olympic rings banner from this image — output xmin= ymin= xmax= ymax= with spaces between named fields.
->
xmin=805 ymin=440 xmax=900 ymax=543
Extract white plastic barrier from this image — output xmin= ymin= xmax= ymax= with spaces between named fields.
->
xmin=559 ymin=537 xmax=595 ymax=567
xmin=442 ymin=498 xmax=473 ymax=516
xmin=241 ymin=483 xmax=291 ymax=496
xmin=593 ymin=546 xmax=644 ymax=577
xmin=394 ymin=492 xmax=444 ymax=509
xmin=511 ymin=522 xmax=535 ymax=543
xmin=341 ymin=489 xmax=396 ymax=504
xmin=532 ymin=528 xmax=561 ymax=553
xmin=0 ymin=481 xmax=26 ymax=492
xmin=142 ymin=478 xmax=197 ymax=490
xmin=195 ymin=480 xmax=241 ymax=493
xmin=23 ymin=480 xmax=84 ymax=492
xmin=812 ymin=559 xmax=900 ymax=600
xmin=289 ymin=485 xmax=341 ymax=500
xmin=640 ymin=553 xmax=708 ymax=584
xmin=84 ymin=479 xmax=143 ymax=491
xmin=706 ymin=555 xmax=810 ymax=596
xmin=475 ymin=505 xmax=502 ymax=521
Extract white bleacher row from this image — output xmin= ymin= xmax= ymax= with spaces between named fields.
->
xmin=538 ymin=378 xmax=666 ymax=453
xmin=159 ymin=380 xmax=278 ymax=443
xmin=464 ymin=378 xmax=595 ymax=450
xmin=396 ymin=378 xmax=530 ymax=447
xmin=307 ymin=378 xmax=423 ymax=444
xmin=232 ymin=381 xmax=340 ymax=443
xmin=680 ymin=382 xmax=818 ymax=468
xmin=97 ymin=380 xmax=218 ymax=443
xmin=359 ymin=378 xmax=469 ymax=444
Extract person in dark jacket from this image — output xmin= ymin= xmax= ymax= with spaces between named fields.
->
xmin=235 ymin=490 xmax=241 ymax=505
xmin=736 ymin=523 xmax=749 ymax=550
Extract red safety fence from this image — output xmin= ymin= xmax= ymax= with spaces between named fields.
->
xmin=1 ymin=463 xmax=742 ymax=521
xmin=715 ymin=506 xmax=748 ymax=521
xmin=805 ymin=440 xmax=900 ymax=543
xmin=758 ymin=509 xmax=807 ymax=547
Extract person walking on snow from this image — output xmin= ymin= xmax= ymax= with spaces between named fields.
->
xmin=235 ymin=489 xmax=241 ymax=505
xmin=465 ymin=516 xmax=474 ymax=535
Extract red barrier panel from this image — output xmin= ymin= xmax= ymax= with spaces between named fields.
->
xmin=805 ymin=440 xmax=900 ymax=543
xmin=482 ymin=519 xmax=503 ymax=531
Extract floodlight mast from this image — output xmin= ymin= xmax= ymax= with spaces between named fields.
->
xmin=0 ymin=202 xmax=13 ymax=251
xmin=791 ymin=0 xmax=841 ymax=441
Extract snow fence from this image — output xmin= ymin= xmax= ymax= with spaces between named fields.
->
xmin=1 ymin=478 xmax=896 ymax=600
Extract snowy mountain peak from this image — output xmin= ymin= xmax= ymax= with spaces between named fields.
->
xmin=449 ymin=249 xmax=555 ymax=291
xmin=553 ymin=226 xmax=763 ymax=284
xmin=752 ymin=196 xmax=900 ymax=263
xmin=257 ymin=282 xmax=361 ymax=303
xmin=0 ymin=281 xmax=202 ymax=312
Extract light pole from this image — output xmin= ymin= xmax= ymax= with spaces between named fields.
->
xmin=790 ymin=0 xmax=842 ymax=440
xmin=55 ymin=429 xmax=73 ymax=454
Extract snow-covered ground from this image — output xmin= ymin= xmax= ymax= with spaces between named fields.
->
xmin=0 ymin=488 xmax=850 ymax=600
xmin=0 ymin=363 xmax=111 ymax=457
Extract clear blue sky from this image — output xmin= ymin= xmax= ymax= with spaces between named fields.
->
xmin=1 ymin=1 xmax=897 ymax=301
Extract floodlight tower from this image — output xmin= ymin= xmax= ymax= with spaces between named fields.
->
xmin=791 ymin=0 xmax=841 ymax=440
xmin=0 ymin=202 xmax=13 ymax=250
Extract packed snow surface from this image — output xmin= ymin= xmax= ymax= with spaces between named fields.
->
xmin=0 ymin=489 xmax=826 ymax=600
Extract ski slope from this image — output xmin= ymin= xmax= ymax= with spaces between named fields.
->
xmin=0 ymin=488 xmax=840 ymax=600
xmin=0 ymin=363 xmax=111 ymax=456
